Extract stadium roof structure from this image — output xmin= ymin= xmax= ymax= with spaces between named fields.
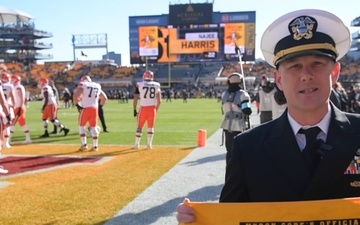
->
xmin=0 ymin=6 xmax=33 ymax=24
xmin=351 ymin=16 xmax=360 ymax=27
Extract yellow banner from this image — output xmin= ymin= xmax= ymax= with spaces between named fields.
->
xmin=138 ymin=26 xmax=158 ymax=56
xmin=181 ymin=198 xmax=360 ymax=225
xmin=224 ymin=23 xmax=245 ymax=54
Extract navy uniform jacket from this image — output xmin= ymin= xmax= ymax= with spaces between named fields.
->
xmin=220 ymin=104 xmax=360 ymax=202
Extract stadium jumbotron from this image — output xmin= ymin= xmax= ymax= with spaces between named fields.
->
xmin=129 ymin=2 xmax=256 ymax=65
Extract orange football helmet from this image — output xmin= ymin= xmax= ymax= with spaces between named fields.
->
xmin=143 ymin=71 xmax=154 ymax=81
xmin=11 ymin=75 xmax=21 ymax=84
xmin=2 ymin=72 xmax=11 ymax=83
xmin=38 ymin=78 xmax=49 ymax=88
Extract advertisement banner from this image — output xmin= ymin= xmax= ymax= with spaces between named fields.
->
xmin=180 ymin=198 xmax=360 ymax=225
xmin=129 ymin=15 xmax=168 ymax=27
xmin=185 ymin=32 xmax=218 ymax=40
xmin=169 ymin=3 xmax=213 ymax=26
xmin=213 ymin=11 xmax=256 ymax=23
xmin=224 ymin=23 xmax=245 ymax=54
xmin=138 ymin=26 xmax=158 ymax=56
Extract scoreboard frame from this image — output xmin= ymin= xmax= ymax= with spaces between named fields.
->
xmin=129 ymin=9 xmax=255 ymax=64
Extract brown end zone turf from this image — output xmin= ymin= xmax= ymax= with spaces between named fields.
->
xmin=2 ymin=155 xmax=102 ymax=176
xmin=0 ymin=144 xmax=193 ymax=224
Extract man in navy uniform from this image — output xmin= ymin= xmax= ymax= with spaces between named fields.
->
xmin=177 ymin=9 xmax=358 ymax=223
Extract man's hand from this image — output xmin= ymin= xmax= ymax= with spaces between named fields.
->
xmin=133 ymin=109 xmax=138 ymax=117
xmin=76 ymin=104 xmax=83 ymax=113
xmin=176 ymin=198 xmax=196 ymax=223
xmin=5 ymin=114 xmax=11 ymax=126
xmin=17 ymin=108 xmax=22 ymax=117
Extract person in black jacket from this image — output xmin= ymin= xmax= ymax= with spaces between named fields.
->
xmin=258 ymin=75 xmax=276 ymax=123
xmin=271 ymin=83 xmax=287 ymax=119
xmin=98 ymin=99 xmax=108 ymax=132
xmin=177 ymin=9 xmax=357 ymax=223
xmin=330 ymin=88 xmax=342 ymax=110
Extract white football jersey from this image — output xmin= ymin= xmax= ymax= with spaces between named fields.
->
xmin=0 ymin=81 xmax=3 ymax=113
xmin=136 ymin=80 xmax=161 ymax=107
xmin=13 ymin=83 xmax=25 ymax=108
xmin=79 ymin=81 xmax=102 ymax=108
xmin=2 ymin=82 xmax=14 ymax=106
xmin=41 ymin=84 xmax=56 ymax=105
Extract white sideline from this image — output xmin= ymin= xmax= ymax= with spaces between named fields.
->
xmin=105 ymin=105 xmax=261 ymax=225
xmin=105 ymin=129 xmax=226 ymax=225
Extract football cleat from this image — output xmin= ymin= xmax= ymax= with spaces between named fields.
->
xmin=60 ymin=127 xmax=70 ymax=136
xmin=134 ymin=143 xmax=140 ymax=149
xmin=40 ymin=132 xmax=50 ymax=138
xmin=91 ymin=146 xmax=98 ymax=151
xmin=64 ymin=128 xmax=70 ymax=136
xmin=23 ymin=139 xmax=32 ymax=144
xmin=4 ymin=143 xmax=11 ymax=149
xmin=79 ymin=144 xmax=88 ymax=151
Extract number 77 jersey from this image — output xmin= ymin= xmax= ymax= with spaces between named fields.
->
xmin=79 ymin=81 xmax=102 ymax=108
xmin=137 ymin=80 xmax=161 ymax=107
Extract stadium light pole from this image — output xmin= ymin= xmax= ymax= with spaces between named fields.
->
xmin=235 ymin=44 xmax=247 ymax=91
xmin=235 ymin=43 xmax=251 ymax=129
xmin=168 ymin=60 xmax=171 ymax=88
xmin=145 ymin=56 xmax=148 ymax=71
xmin=167 ymin=25 xmax=172 ymax=89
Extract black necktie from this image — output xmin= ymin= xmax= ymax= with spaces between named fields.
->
xmin=298 ymin=127 xmax=322 ymax=175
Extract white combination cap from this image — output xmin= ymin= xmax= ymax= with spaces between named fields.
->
xmin=261 ymin=9 xmax=351 ymax=67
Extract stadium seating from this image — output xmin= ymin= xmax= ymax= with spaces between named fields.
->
xmin=2 ymin=52 xmax=360 ymax=100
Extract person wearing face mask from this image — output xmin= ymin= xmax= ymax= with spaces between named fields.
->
xmin=271 ymin=83 xmax=287 ymax=119
xmin=258 ymin=75 xmax=276 ymax=124
xmin=220 ymin=72 xmax=252 ymax=167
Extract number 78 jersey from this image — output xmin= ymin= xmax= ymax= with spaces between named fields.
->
xmin=137 ymin=80 xmax=161 ymax=107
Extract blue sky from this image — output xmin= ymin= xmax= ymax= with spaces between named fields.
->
xmin=1 ymin=0 xmax=359 ymax=66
